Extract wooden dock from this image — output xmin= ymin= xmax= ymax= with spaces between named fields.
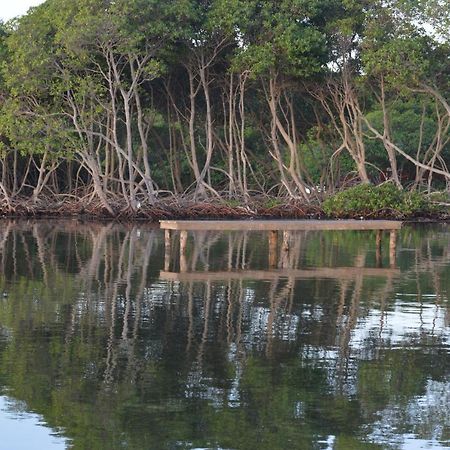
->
xmin=160 ymin=219 xmax=402 ymax=273
xmin=160 ymin=219 xmax=402 ymax=231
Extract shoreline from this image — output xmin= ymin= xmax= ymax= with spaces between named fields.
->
xmin=0 ymin=198 xmax=448 ymax=223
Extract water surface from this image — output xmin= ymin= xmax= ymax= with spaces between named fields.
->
xmin=0 ymin=221 xmax=448 ymax=449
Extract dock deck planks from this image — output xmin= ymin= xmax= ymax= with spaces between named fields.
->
xmin=159 ymin=219 xmax=402 ymax=231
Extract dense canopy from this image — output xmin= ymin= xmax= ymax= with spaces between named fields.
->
xmin=0 ymin=0 xmax=448 ymax=215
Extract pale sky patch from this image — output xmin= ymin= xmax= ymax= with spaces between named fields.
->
xmin=0 ymin=0 xmax=46 ymax=22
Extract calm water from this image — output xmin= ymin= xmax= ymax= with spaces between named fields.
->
xmin=0 ymin=221 xmax=448 ymax=450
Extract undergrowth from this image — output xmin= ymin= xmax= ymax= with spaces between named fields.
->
xmin=322 ymin=183 xmax=433 ymax=218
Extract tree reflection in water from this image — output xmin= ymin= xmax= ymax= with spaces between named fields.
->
xmin=0 ymin=221 xmax=448 ymax=449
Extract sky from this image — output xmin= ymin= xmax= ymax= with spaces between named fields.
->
xmin=0 ymin=396 xmax=67 ymax=450
xmin=0 ymin=0 xmax=45 ymax=22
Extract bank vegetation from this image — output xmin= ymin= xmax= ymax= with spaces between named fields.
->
xmin=0 ymin=0 xmax=448 ymax=218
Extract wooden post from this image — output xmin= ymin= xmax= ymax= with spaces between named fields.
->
xmin=180 ymin=230 xmax=188 ymax=273
xmin=389 ymin=230 xmax=397 ymax=268
xmin=268 ymin=230 xmax=278 ymax=269
xmin=376 ymin=230 xmax=382 ymax=268
xmin=164 ymin=229 xmax=172 ymax=272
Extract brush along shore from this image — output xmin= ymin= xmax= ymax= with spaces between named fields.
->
xmin=0 ymin=185 xmax=448 ymax=222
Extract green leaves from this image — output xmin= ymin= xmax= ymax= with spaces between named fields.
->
xmin=322 ymin=183 xmax=430 ymax=217
xmin=0 ymin=0 xmax=447 ymax=201
xmin=212 ymin=0 xmax=328 ymax=77
xmin=361 ymin=0 xmax=448 ymax=89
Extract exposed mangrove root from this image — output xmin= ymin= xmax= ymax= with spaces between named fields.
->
xmin=0 ymin=191 xmax=447 ymax=221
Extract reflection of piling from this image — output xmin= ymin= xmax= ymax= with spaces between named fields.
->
xmin=180 ymin=231 xmax=188 ymax=273
xmin=376 ymin=230 xmax=382 ymax=268
xmin=282 ymin=231 xmax=290 ymax=252
xmin=374 ymin=229 xmax=398 ymax=268
xmin=269 ymin=231 xmax=278 ymax=269
xmin=389 ymin=230 xmax=397 ymax=268
xmin=164 ymin=229 xmax=172 ymax=272
xmin=267 ymin=230 xmax=292 ymax=269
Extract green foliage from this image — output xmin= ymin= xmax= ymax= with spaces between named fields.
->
xmin=362 ymin=12 xmax=430 ymax=88
xmin=215 ymin=0 xmax=328 ymax=77
xmin=263 ymin=197 xmax=284 ymax=208
xmin=0 ymin=0 xmax=448 ymax=207
xmin=223 ymin=198 xmax=241 ymax=207
xmin=426 ymin=191 xmax=450 ymax=214
xmin=322 ymin=183 xmax=430 ymax=217
xmin=364 ymin=98 xmax=444 ymax=175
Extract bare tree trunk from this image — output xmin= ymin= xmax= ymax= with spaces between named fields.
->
xmin=266 ymin=75 xmax=310 ymax=200
xmin=197 ymin=61 xmax=216 ymax=197
xmin=309 ymin=79 xmax=370 ymax=184
xmin=131 ymin=58 xmax=156 ymax=202
xmin=379 ymin=76 xmax=401 ymax=187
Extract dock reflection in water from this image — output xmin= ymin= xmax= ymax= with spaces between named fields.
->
xmin=0 ymin=221 xmax=448 ymax=449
